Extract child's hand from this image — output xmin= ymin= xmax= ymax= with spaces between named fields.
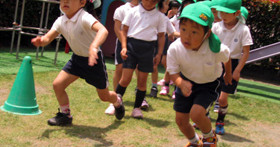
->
xmin=179 ymin=80 xmax=192 ymax=97
xmin=31 ymin=36 xmax=43 ymax=47
xmin=167 ymin=10 xmax=175 ymax=18
xmin=88 ymin=48 xmax=99 ymax=66
xmin=223 ymin=72 xmax=232 ymax=85
xmin=121 ymin=48 xmax=128 ymax=60
xmin=232 ymin=70 xmax=240 ymax=81
xmin=153 ymin=54 xmax=161 ymax=66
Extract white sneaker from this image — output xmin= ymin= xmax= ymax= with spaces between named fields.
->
xmin=105 ymin=103 xmax=115 ymax=115
xmin=157 ymin=79 xmax=165 ymax=86
xmin=141 ymin=99 xmax=149 ymax=110
xmin=131 ymin=108 xmax=143 ymax=119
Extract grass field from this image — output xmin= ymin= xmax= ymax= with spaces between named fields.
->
xmin=0 ymin=48 xmax=280 ymax=146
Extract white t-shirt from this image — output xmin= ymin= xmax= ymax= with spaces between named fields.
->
xmin=122 ymin=4 xmax=167 ymax=41
xmin=212 ymin=20 xmax=253 ymax=59
xmin=165 ymin=16 xmax=176 ymax=34
xmin=51 ymin=9 xmax=98 ymax=57
xmin=113 ymin=2 xmax=134 ymax=29
xmin=170 ymin=15 xmax=180 ymax=32
xmin=167 ymin=38 xmax=230 ymax=84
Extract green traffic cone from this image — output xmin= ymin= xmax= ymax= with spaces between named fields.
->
xmin=0 ymin=56 xmax=42 ymax=115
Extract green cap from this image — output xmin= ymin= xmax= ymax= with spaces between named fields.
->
xmin=179 ymin=3 xmax=221 ymax=53
xmin=214 ymin=0 xmax=241 ymax=13
xmin=241 ymin=6 xmax=249 ymax=20
xmin=197 ymin=1 xmax=213 ymax=7
xmin=177 ymin=0 xmax=182 ymax=4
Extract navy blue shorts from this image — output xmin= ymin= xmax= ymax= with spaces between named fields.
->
xmin=221 ymin=59 xmax=239 ymax=94
xmin=114 ymin=39 xmax=123 ymax=65
xmin=62 ymin=52 xmax=109 ymax=89
xmin=123 ymin=38 xmax=156 ymax=72
xmin=174 ymin=73 xmax=221 ymax=113
xmin=163 ymin=34 xmax=172 ymax=55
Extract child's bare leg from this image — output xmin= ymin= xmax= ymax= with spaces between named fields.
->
xmin=176 ymin=112 xmax=195 ymax=139
xmin=113 ymin=64 xmax=123 ymax=91
xmin=53 ymin=70 xmax=79 ymax=107
xmin=190 ymin=104 xmax=212 ymax=133
xmin=151 ymin=65 xmax=158 ymax=86
xmin=219 ymin=92 xmax=228 ymax=107
xmin=97 ymin=88 xmax=118 ymax=104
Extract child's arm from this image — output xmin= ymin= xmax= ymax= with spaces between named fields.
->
xmin=170 ymin=73 xmax=192 ymax=97
xmin=89 ymin=21 xmax=108 ymax=66
xmin=31 ymin=29 xmax=59 ymax=47
xmin=154 ymin=32 xmax=165 ymax=65
xmin=120 ymin=25 xmax=129 ymax=60
xmin=233 ymin=45 xmax=250 ymax=81
xmin=114 ymin=20 xmax=122 ymax=41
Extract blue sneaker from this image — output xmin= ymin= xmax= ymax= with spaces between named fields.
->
xmin=215 ymin=122 xmax=225 ymax=135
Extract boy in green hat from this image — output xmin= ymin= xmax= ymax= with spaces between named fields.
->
xmin=212 ymin=0 xmax=253 ymax=135
xmin=167 ymin=3 xmax=231 ymax=146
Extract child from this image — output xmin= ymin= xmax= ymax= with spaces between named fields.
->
xmin=104 ymin=0 xmax=140 ymax=115
xmin=31 ymin=0 xmax=125 ymax=126
xmin=167 ymin=0 xmax=181 ymax=18
xmin=211 ymin=0 xmax=253 ymax=135
xmin=117 ymin=0 xmax=166 ymax=118
xmin=167 ymin=3 xmax=230 ymax=146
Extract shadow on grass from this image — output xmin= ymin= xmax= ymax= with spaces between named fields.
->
xmin=227 ymin=112 xmax=249 ymax=121
xmin=124 ymin=116 xmax=170 ymax=128
xmin=41 ymin=120 xmax=124 ymax=146
xmin=220 ymin=132 xmax=254 ymax=143
xmin=237 ymin=82 xmax=280 ymax=101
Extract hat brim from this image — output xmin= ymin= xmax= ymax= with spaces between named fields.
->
xmin=179 ymin=15 xmax=208 ymax=27
xmin=215 ymin=6 xmax=237 ymax=13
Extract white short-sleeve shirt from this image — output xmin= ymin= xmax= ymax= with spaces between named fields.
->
xmin=165 ymin=16 xmax=176 ymax=34
xmin=170 ymin=15 xmax=180 ymax=32
xmin=122 ymin=4 xmax=167 ymax=41
xmin=51 ymin=9 xmax=98 ymax=57
xmin=113 ymin=2 xmax=134 ymax=28
xmin=212 ymin=20 xmax=253 ymax=59
xmin=167 ymin=38 xmax=230 ymax=84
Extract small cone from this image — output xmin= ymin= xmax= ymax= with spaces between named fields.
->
xmin=0 ymin=56 xmax=41 ymax=115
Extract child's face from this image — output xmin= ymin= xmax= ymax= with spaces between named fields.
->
xmin=219 ymin=11 xmax=240 ymax=24
xmin=179 ymin=19 xmax=206 ymax=50
xmin=60 ymin=0 xmax=86 ymax=18
xmin=211 ymin=8 xmax=221 ymax=23
xmin=171 ymin=7 xmax=179 ymax=15
xmin=142 ymin=0 xmax=160 ymax=11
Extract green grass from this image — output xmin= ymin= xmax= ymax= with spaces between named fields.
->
xmin=0 ymin=48 xmax=280 ymax=146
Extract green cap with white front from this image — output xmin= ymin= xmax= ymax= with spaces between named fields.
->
xmin=179 ymin=3 xmax=221 ymax=53
xmin=214 ymin=0 xmax=242 ymax=13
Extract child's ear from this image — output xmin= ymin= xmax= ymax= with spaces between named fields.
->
xmin=206 ymin=29 xmax=211 ymax=39
xmin=235 ymin=10 xmax=241 ymax=17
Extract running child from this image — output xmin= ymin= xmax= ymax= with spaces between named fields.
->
xmin=31 ymin=0 xmax=125 ymax=126
xmin=211 ymin=0 xmax=253 ymax=135
xmin=167 ymin=3 xmax=231 ymax=146
xmin=117 ymin=0 xmax=166 ymax=118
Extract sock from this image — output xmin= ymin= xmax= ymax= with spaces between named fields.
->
xmin=113 ymin=95 xmax=122 ymax=108
xmin=217 ymin=105 xmax=228 ymax=122
xmin=189 ymin=133 xmax=201 ymax=144
xmin=202 ymin=129 xmax=214 ymax=138
xmin=164 ymin=82 xmax=169 ymax=86
xmin=152 ymin=83 xmax=157 ymax=88
xmin=116 ymin=84 xmax=127 ymax=97
xmin=60 ymin=104 xmax=71 ymax=117
xmin=134 ymin=89 xmax=146 ymax=108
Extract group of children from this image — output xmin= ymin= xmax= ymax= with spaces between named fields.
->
xmin=31 ymin=0 xmax=253 ymax=146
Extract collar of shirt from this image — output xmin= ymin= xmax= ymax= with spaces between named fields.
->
xmin=221 ymin=19 xmax=241 ymax=32
xmin=62 ymin=8 xmax=83 ymax=23
xmin=139 ymin=3 xmax=157 ymax=16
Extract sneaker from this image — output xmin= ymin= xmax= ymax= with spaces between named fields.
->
xmin=185 ymin=140 xmax=203 ymax=147
xmin=105 ymin=103 xmax=115 ymax=115
xmin=48 ymin=109 xmax=72 ymax=126
xmin=157 ymin=79 xmax=165 ymax=86
xmin=114 ymin=95 xmax=125 ymax=120
xmin=131 ymin=108 xmax=143 ymax=119
xmin=149 ymin=86 xmax=158 ymax=98
xmin=213 ymin=104 xmax=219 ymax=113
xmin=172 ymin=91 xmax=176 ymax=99
xmin=202 ymin=132 xmax=218 ymax=147
xmin=159 ymin=86 xmax=169 ymax=96
xmin=215 ymin=122 xmax=225 ymax=135
xmin=141 ymin=99 xmax=149 ymax=110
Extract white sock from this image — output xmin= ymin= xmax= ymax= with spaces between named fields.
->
xmin=202 ymin=129 xmax=214 ymax=138
xmin=113 ymin=95 xmax=122 ymax=108
xmin=189 ymin=133 xmax=201 ymax=144
xmin=60 ymin=104 xmax=71 ymax=117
